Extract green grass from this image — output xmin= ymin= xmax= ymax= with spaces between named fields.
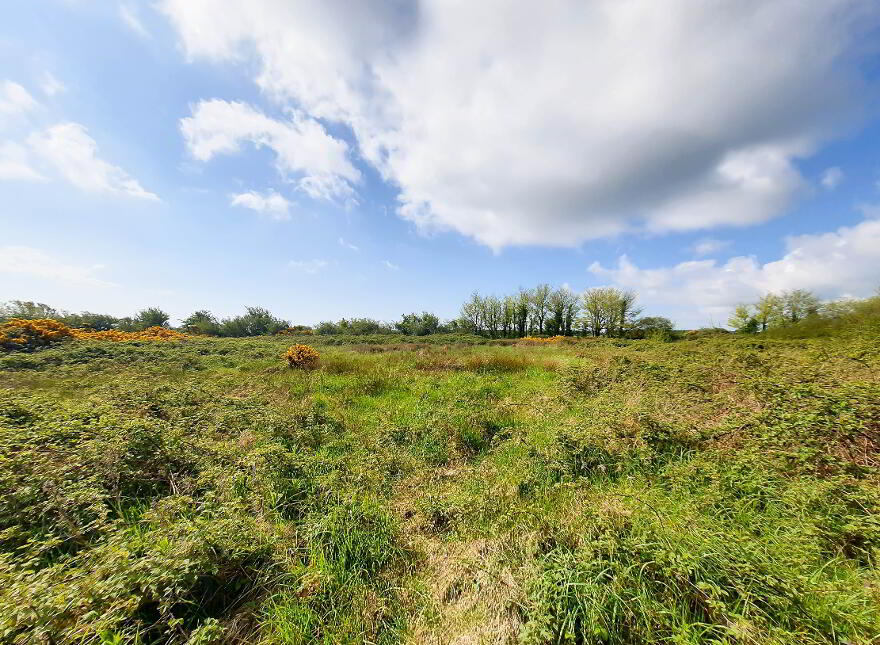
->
xmin=1 ymin=332 xmax=878 ymax=644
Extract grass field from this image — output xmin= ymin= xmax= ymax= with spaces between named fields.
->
xmin=1 ymin=331 xmax=879 ymax=644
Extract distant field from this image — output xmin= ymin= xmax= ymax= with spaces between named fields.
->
xmin=1 ymin=333 xmax=878 ymax=644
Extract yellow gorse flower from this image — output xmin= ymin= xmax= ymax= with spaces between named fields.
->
xmin=284 ymin=344 xmax=320 ymax=369
xmin=71 ymin=326 xmax=187 ymax=341
xmin=0 ymin=318 xmax=187 ymax=352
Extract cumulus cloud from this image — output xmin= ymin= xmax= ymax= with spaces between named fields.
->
xmin=692 ymin=238 xmax=731 ymax=257
xmin=27 ymin=123 xmax=159 ymax=200
xmin=0 ymin=245 xmax=117 ymax=287
xmin=0 ymin=80 xmax=39 ymax=119
xmin=590 ymin=218 xmax=880 ymax=328
xmin=180 ymin=99 xmax=359 ymax=202
xmin=0 ymin=142 xmax=45 ymax=182
xmin=230 ymin=189 xmax=291 ymax=220
xmin=289 ymin=259 xmax=330 ymax=274
xmin=821 ymin=166 xmax=844 ymax=190
xmin=160 ymin=0 xmax=878 ymax=248
xmin=858 ymin=202 xmax=880 ymax=219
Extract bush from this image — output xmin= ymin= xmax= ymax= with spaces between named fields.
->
xmin=285 ymin=344 xmax=320 ymax=369
xmin=72 ymin=326 xmax=187 ymax=342
xmin=182 ymin=310 xmax=220 ymax=336
xmin=134 ymin=307 xmax=170 ymax=330
xmin=219 ymin=307 xmax=289 ymax=337
xmin=277 ymin=326 xmax=314 ymax=336
xmin=0 ymin=318 xmax=73 ymax=351
xmin=0 ymin=300 xmax=61 ymax=321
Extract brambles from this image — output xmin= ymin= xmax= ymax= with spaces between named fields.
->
xmin=285 ymin=344 xmax=320 ymax=369
xmin=2 ymin=325 xmax=879 ymax=643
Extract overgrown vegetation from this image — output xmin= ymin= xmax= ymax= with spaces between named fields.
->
xmin=1 ymin=306 xmax=879 ymax=643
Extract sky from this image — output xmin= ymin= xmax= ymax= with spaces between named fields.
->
xmin=2 ymin=1 xmax=880 ymax=329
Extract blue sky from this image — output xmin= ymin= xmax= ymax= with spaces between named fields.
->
xmin=2 ymin=1 xmax=880 ymax=328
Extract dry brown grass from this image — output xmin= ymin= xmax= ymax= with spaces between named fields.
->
xmin=406 ymin=538 xmax=526 ymax=645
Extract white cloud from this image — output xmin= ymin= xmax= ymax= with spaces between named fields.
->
xmin=0 ymin=245 xmax=117 ymax=287
xmin=821 ymin=166 xmax=843 ymax=190
xmin=27 ymin=123 xmax=159 ymax=200
xmin=381 ymin=259 xmax=399 ymax=271
xmin=338 ymin=237 xmax=359 ymax=251
xmin=0 ymin=80 xmax=39 ymax=119
xmin=230 ymin=189 xmax=291 ymax=220
xmin=40 ymin=72 xmax=66 ymax=97
xmin=0 ymin=142 xmax=45 ymax=182
xmin=590 ymin=217 xmax=880 ymax=328
xmin=180 ymin=99 xmax=359 ymax=202
xmin=119 ymin=4 xmax=151 ymax=39
xmin=289 ymin=259 xmax=330 ymax=274
xmin=692 ymin=238 xmax=731 ymax=257
xmin=857 ymin=202 xmax=880 ymax=219
xmin=160 ymin=0 xmax=878 ymax=248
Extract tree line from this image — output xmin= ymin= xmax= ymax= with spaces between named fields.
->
xmin=0 ymin=289 xmax=674 ymax=339
xmin=727 ymin=289 xmax=821 ymax=333
xmin=5 ymin=287 xmax=878 ymax=340
xmin=457 ymin=285 xmax=673 ymax=338
xmin=728 ymin=288 xmax=880 ymax=335
xmin=0 ymin=301 xmax=290 ymax=337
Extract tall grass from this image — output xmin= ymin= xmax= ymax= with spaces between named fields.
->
xmin=1 ymin=328 xmax=878 ymax=643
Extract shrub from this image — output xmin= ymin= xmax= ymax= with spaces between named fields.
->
xmin=219 ymin=307 xmax=289 ymax=337
xmin=134 ymin=307 xmax=170 ymax=330
xmin=285 ymin=344 xmax=320 ymax=369
xmin=182 ymin=310 xmax=220 ymax=336
xmin=72 ymin=326 xmax=187 ymax=342
xmin=0 ymin=300 xmax=62 ymax=321
xmin=277 ymin=326 xmax=314 ymax=336
xmin=0 ymin=318 xmax=73 ymax=351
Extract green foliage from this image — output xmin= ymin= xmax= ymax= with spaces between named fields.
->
xmin=0 ymin=300 xmax=62 ymax=321
xmin=728 ymin=304 xmax=758 ymax=333
xmin=182 ymin=310 xmax=220 ymax=336
xmin=134 ymin=307 xmax=171 ymax=330
xmin=2 ymin=325 xmax=879 ymax=643
xmin=395 ymin=312 xmax=440 ymax=336
xmin=219 ymin=307 xmax=289 ymax=337
xmin=62 ymin=312 xmax=120 ymax=331
xmin=765 ymin=292 xmax=880 ymax=338
xmin=316 ymin=318 xmax=396 ymax=336
xmin=0 ymin=380 xmax=408 ymax=644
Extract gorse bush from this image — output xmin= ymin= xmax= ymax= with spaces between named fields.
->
xmin=0 ymin=319 xmax=188 ymax=352
xmin=72 ymin=326 xmax=188 ymax=342
xmin=0 ymin=318 xmax=73 ymax=351
xmin=285 ymin=344 xmax=320 ymax=369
